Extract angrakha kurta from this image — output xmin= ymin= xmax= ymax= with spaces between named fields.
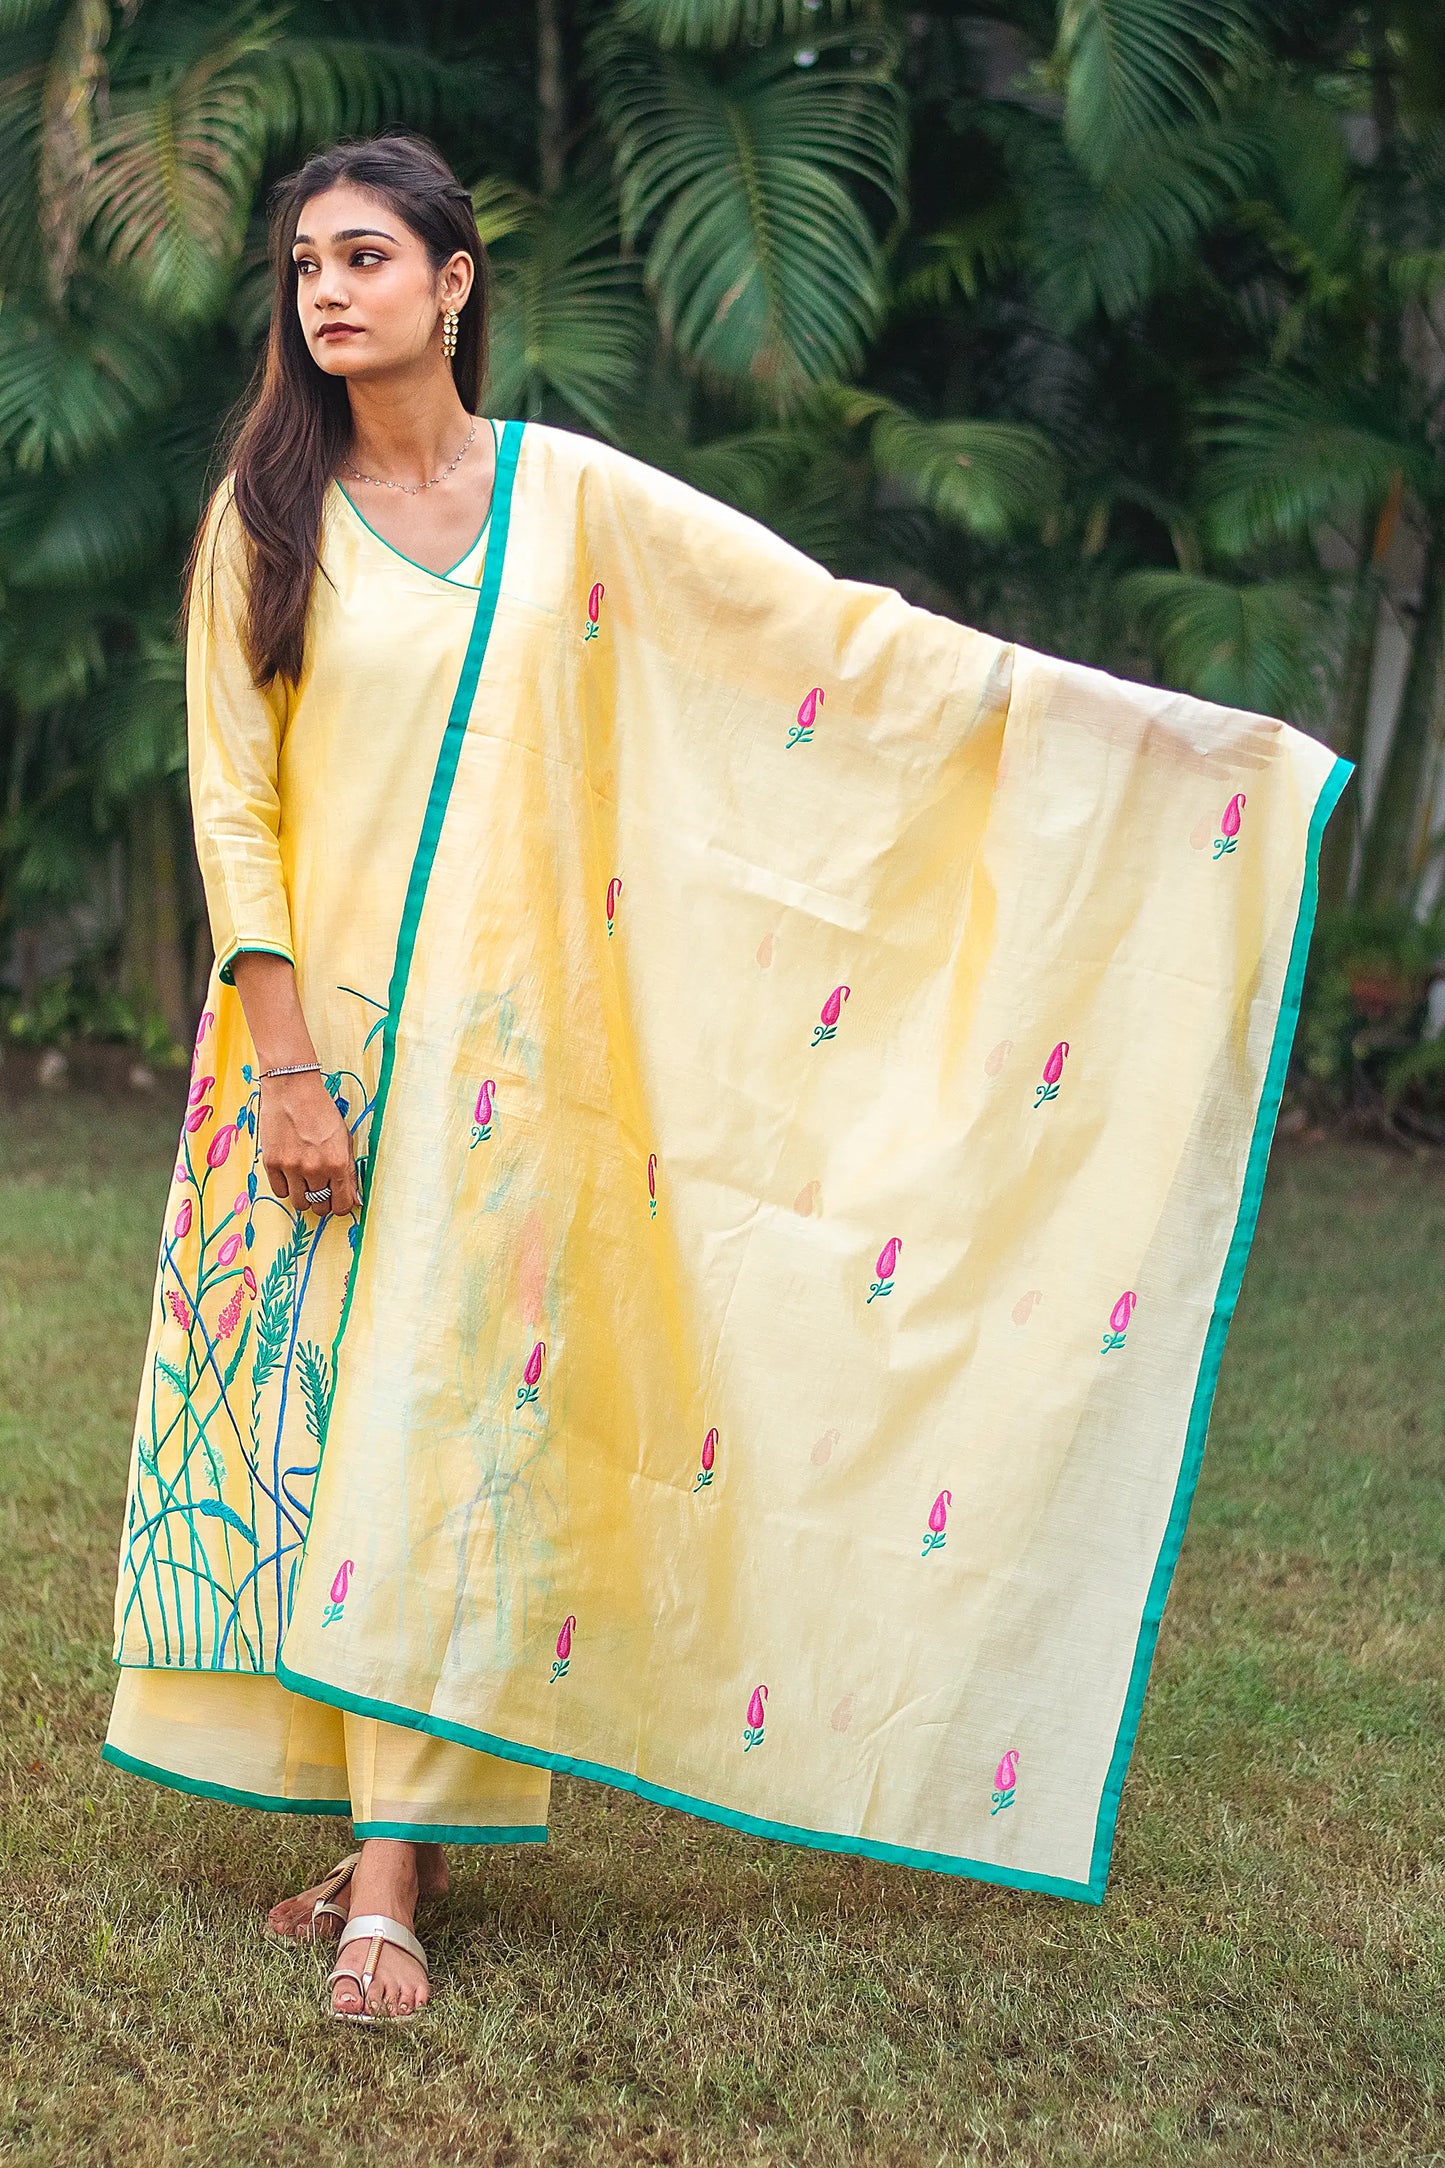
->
xmin=107 ymin=417 xmax=1350 ymax=1899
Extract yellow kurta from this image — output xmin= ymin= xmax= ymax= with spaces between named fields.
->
xmin=108 ymin=417 xmax=1350 ymax=1900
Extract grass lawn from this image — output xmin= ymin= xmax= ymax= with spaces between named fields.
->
xmin=1 ymin=1090 xmax=1442 ymax=2167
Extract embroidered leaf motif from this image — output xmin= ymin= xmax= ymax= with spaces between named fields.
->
xmin=221 ymin=1312 xmax=251 ymax=1391
xmin=196 ymin=1497 xmax=257 ymax=1545
xmin=203 ymin=1440 xmax=226 ymax=1496
xmin=155 ymin=1355 xmax=189 ymax=1400
xmin=251 ymin=1220 xmax=306 ymax=1409
xmin=297 ymin=1340 xmax=334 ymax=1445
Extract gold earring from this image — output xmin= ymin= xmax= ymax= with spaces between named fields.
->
xmin=442 ymin=306 xmax=459 ymax=359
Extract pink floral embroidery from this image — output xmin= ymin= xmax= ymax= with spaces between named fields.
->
xmin=216 ymin=1232 xmax=242 ymax=1269
xmin=216 ymin=1286 xmax=244 ymax=1341
xmin=584 ymin=582 xmax=604 ymax=641
xmin=1214 ymin=792 xmax=1246 ymax=858
xmin=322 ymin=1559 xmax=353 ymax=1628
xmin=205 ymin=1124 xmax=237 ymax=1169
xmin=813 ymin=982 xmax=850 ymax=1046
xmin=1102 ymin=1290 xmax=1136 ymax=1353
xmin=743 ymin=1683 xmax=768 ymax=1750
xmin=184 ymin=1104 xmax=212 ymax=1134
xmin=1035 ymin=1040 xmax=1069 ymax=1108
xmin=990 ymin=1749 xmax=1018 ymax=1814
xmin=606 ymin=876 xmax=623 ymax=937
xmin=188 ymin=1075 xmax=213 ymax=1107
xmin=787 ymin=686 xmax=824 ymax=748
xmin=647 ymin=1152 xmax=658 ymax=1218
xmin=471 ymin=1079 xmax=495 ymax=1148
xmin=922 ymin=1488 xmax=950 ymax=1556
xmin=173 ymin=1200 xmax=193 ymax=1240
xmin=167 ymin=1290 xmax=192 ymax=1330
xmin=242 ymin=1266 xmax=257 ymax=1298
xmin=694 ymin=1426 xmax=717 ymax=1492
xmin=516 ymin=1339 xmax=545 ymax=1408
xmin=868 ymin=1236 xmax=901 ymax=1303
xmin=550 ymin=1613 xmax=575 ymax=1682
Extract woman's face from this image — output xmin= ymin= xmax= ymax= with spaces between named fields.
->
xmin=291 ymin=182 xmax=472 ymax=379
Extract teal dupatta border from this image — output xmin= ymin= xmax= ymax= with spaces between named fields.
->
xmin=274 ymin=585 xmax=1353 ymax=1905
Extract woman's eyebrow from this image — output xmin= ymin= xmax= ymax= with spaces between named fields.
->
xmin=292 ymin=228 xmax=397 ymax=246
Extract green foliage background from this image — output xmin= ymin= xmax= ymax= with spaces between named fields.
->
xmin=3 ymin=0 xmax=1445 ymax=1105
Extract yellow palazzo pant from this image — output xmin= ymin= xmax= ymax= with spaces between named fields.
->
xmin=105 ymin=1669 xmax=551 ymax=1844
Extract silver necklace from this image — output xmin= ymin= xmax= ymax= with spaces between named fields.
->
xmin=343 ymin=414 xmax=477 ymax=494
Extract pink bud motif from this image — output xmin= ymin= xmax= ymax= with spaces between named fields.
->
xmin=1102 ymin=1289 xmax=1137 ymax=1353
xmin=990 ymin=1748 xmax=1019 ymax=1815
xmin=242 ymin=1266 xmax=257 ymax=1297
xmin=813 ymin=983 xmax=850 ymax=1046
xmin=184 ymin=1104 xmax=212 ymax=1133
xmin=173 ymin=1200 xmax=193 ymax=1240
xmin=694 ymin=1425 xmax=717 ymax=1493
xmin=786 ymin=685 xmax=824 ymax=748
xmin=217 ymin=1232 xmax=242 ymax=1269
xmin=322 ymin=1558 xmax=354 ymax=1628
xmin=471 ymin=1078 xmax=495 ymax=1148
xmin=584 ymin=581 xmax=604 ymax=640
xmin=188 ymin=1075 xmax=213 ymax=1107
xmin=922 ymin=1488 xmax=951 ymax=1556
xmin=868 ymin=1235 xmax=901 ymax=1303
xmin=1034 ymin=1040 xmax=1069 ymax=1108
xmin=606 ymin=875 xmax=623 ymax=937
xmin=550 ymin=1612 xmax=576 ymax=1682
xmin=205 ymin=1124 xmax=237 ymax=1169
xmin=647 ymin=1152 xmax=658 ymax=1218
xmin=516 ymin=1339 xmax=545 ymax=1408
xmin=1214 ymin=792 xmax=1246 ymax=857
xmin=743 ymin=1683 xmax=768 ymax=1750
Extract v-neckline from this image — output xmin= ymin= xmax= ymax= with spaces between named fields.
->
xmin=330 ymin=416 xmax=501 ymax=587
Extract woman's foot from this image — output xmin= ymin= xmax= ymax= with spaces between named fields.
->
xmin=328 ymin=1839 xmax=443 ymax=2019
xmin=267 ymin=1839 xmax=447 ymax=1946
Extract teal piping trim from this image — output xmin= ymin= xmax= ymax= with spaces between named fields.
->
xmin=216 ymin=938 xmax=295 ymax=988
xmin=352 ymin=1821 xmax=548 ymax=1846
xmin=102 ymin=1741 xmax=349 ymax=1818
xmin=274 ymin=1660 xmax=1097 ymax=1903
xmin=1085 ymin=751 xmax=1354 ymax=1897
xmin=333 ymin=417 xmax=501 ymax=586
xmin=276 ymin=420 xmax=525 ymax=1649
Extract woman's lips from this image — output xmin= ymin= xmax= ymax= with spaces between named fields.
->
xmin=318 ymin=324 xmax=362 ymax=339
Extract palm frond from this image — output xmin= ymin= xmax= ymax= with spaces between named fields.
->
xmin=1053 ymin=0 xmax=1260 ymax=184
xmin=597 ymin=26 xmax=906 ymax=408
xmin=3 ymin=442 xmax=176 ymax=586
xmin=615 ymin=0 xmax=857 ymax=50
xmin=1197 ymin=375 xmax=1421 ymax=552
xmin=0 ymin=277 xmax=187 ymax=471
xmin=1116 ymin=567 xmax=1329 ymax=718
xmin=841 ymin=395 xmax=1059 ymax=540
xmin=485 ymin=184 xmax=650 ymax=434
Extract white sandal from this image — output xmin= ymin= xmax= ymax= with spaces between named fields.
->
xmin=327 ymin=1913 xmax=430 ymax=2024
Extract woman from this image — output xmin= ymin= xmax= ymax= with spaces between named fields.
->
xmin=107 ymin=132 xmax=1349 ymax=2022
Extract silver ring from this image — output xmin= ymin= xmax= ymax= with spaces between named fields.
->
xmin=304 ymin=1185 xmax=332 ymax=1208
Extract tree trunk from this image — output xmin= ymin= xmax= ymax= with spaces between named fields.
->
xmin=1319 ymin=490 xmax=1395 ymax=908
xmin=537 ymin=0 xmax=566 ymax=197
xmin=123 ymin=788 xmax=191 ymax=1048
xmin=1359 ymin=522 xmax=1445 ymax=909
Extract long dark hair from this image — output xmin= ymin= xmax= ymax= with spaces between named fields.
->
xmin=185 ymin=133 xmax=490 ymax=689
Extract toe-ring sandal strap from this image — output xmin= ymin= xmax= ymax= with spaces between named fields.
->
xmin=310 ymin=1851 xmax=361 ymax=1928
xmin=330 ymin=1912 xmax=429 ymax=1994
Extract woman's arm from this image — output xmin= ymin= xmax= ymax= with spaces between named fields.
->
xmin=230 ymin=953 xmax=358 ymax=1214
xmin=188 ymin=484 xmax=355 ymax=1215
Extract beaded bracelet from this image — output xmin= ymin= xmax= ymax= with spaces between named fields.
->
xmin=257 ymin=1062 xmax=322 ymax=1080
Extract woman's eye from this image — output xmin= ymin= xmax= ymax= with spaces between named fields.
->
xmin=353 ymin=251 xmax=384 ymax=267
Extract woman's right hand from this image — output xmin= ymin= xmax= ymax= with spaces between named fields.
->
xmin=258 ymin=1072 xmax=359 ymax=1214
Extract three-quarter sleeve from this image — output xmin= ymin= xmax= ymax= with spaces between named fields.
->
xmin=187 ymin=477 xmax=295 ymax=985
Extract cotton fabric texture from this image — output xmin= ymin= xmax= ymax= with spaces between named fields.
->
xmin=107 ymin=417 xmax=1351 ymax=1902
